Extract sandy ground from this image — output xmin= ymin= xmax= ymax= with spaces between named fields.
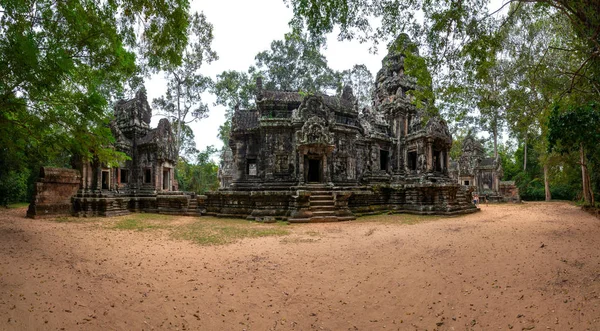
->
xmin=1 ymin=202 xmax=600 ymax=331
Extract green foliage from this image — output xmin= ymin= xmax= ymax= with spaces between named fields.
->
xmin=1 ymin=0 xmax=200 ymax=202
xmin=341 ymin=64 xmax=373 ymax=109
xmin=548 ymin=103 xmax=600 ymax=156
xmin=255 ymin=31 xmax=342 ymax=94
xmin=0 ymin=169 xmax=29 ymax=206
xmin=1 ymin=0 xmax=196 ymax=164
xmin=176 ymin=146 xmax=219 ymax=194
xmin=152 ymin=12 xmax=217 ymax=160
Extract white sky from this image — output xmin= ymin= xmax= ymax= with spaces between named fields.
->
xmin=146 ymin=0 xmax=509 ymax=158
xmin=146 ymin=0 xmax=387 ymax=156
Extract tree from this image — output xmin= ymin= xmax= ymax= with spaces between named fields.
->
xmin=285 ymin=0 xmax=599 ymax=95
xmin=212 ymin=69 xmax=259 ymax=148
xmin=255 ymin=32 xmax=342 ymax=94
xmin=548 ymin=103 xmax=600 ymax=206
xmin=341 ymin=64 xmax=374 ymax=110
xmin=1 ymin=0 xmax=198 ymax=165
xmin=152 ymin=12 xmax=217 ymax=160
xmin=176 ymin=146 xmax=219 ymax=194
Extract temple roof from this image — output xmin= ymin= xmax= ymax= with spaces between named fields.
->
xmin=232 ymin=109 xmax=259 ymax=130
xmin=480 ymin=157 xmax=497 ymax=167
xmin=259 ymin=89 xmax=355 ymax=114
xmin=260 ymin=90 xmax=303 ymax=103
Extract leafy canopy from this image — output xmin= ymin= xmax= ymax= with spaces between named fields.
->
xmin=0 ymin=0 xmax=197 ymax=165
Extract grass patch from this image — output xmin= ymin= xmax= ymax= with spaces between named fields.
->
xmin=5 ymin=202 xmax=29 ymax=209
xmin=113 ymin=218 xmax=166 ymax=231
xmin=356 ymin=212 xmax=441 ymax=225
xmin=172 ymin=218 xmax=290 ymax=245
xmin=111 ymin=214 xmax=177 ymax=231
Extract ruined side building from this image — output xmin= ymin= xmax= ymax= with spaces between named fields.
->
xmin=28 ymin=89 xmax=200 ymax=218
xmin=449 ymin=134 xmax=520 ymax=203
xmin=207 ymin=36 xmax=478 ymax=221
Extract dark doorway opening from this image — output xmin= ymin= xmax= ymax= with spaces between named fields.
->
xmin=144 ymin=169 xmax=152 ymax=184
xmin=434 ymin=150 xmax=443 ymax=172
xmin=380 ymin=150 xmax=389 ymax=171
xmin=307 ymin=159 xmax=321 ymax=183
xmin=408 ymin=151 xmax=417 ymax=171
xmin=120 ymin=169 xmax=129 ymax=184
xmin=101 ymin=171 xmax=109 ymax=189
xmin=464 ymin=180 xmax=470 ymax=186
xmin=163 ymin=169 xmax=170 ymax=190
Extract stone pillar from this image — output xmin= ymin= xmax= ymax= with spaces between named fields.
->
xmin=298 ymin=150 xmax=305 ymax=184
xmin=323 ymin=154 xmax=331 ymax=183
xmin=427 ymin=140 xmax=433 ymax=172
xmin=444 ymin=150 xmax=450 ymax=173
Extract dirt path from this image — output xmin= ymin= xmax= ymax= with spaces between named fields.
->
xmin=1 ymin=202 xmax=600 ymax=330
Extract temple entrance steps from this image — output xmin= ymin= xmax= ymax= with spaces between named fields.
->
xmin=288 ymin=187 xmax=356 ymax=223
xmin=187 ymin=197 xmax=198 ymax=213
xmin=309 ymin=191 xmax=337 ymax=220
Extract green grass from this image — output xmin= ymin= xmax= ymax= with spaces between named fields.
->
xmin=171 ymin=218 xmax=290 ymax=245
xmin=6 ymin=202 xmax=29 ymax=209
xmin=111 ymin=213 xmax=177 ymax=231
xmin=356 ymin=212 xmax=441 ymax=225
xmin=113 ymin=218 xmax=166 ymax=231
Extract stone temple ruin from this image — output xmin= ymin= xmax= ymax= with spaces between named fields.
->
xmin=28 ymin=90 xmax=201 ymax=218
xmin=449 ymin=134 xmax=520 ymax=203
xmin=28 ymin=35 xmax=479 ymax=221
xmin=208 ymin=36 xmax=478 ymax=221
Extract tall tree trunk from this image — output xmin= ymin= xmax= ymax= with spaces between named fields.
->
xmin=580 ymin=143 xmax=595 ymax=205
xmin=493 ymin=126 xmax=498 ymax=159
xmin=523 ymin=133 xmax=528 ymax=171
xmin=544 ymin=163 xmax=551 ymax=201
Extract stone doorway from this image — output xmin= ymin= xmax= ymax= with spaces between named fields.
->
xmin=307 ymin=159 xmax=321 ymax=183
xmin=163 ymin=169 xmax=170 ymax=190
xmin=101 ymin=170 xmax=109 ymax=190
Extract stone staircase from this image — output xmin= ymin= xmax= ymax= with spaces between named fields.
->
xmin=288 ymin=185 xmax=356 ymax=223
xmin=188 ymin=197 xmax=198 ymax=213
xmin=308 ymin=191 xmax=338 ymax=222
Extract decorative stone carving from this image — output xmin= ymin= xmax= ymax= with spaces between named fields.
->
xmin=297 ymin=116 xmax=335 ymax=147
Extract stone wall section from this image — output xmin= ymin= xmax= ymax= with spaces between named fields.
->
xmin=27 ymin=167 xmax=81 ymax=218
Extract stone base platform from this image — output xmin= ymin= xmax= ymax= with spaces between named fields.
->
xmin=72 ymin=190 xmax=203 ymax=217
xmin=205 ymin=182 xmax=478 ymax=222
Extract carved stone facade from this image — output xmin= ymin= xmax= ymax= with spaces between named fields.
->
xmin=449 ymin=134 xmax=520 ymax=203
xmin=210 ymin=37 xmax=478 ymax=221
xmin=69 ymin=89 xmax=201 ymax=217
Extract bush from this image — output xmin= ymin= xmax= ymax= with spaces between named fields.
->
xmin=551 ymin=184 xmax=577 ymax=200
xmin=0 ymin=169 xmax=30 ymax=206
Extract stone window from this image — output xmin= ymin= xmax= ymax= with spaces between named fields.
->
xmin=408 ymin=151 xmax=417 ymax=171
xmin=464 ymin=180 xmax=470 ymax=186
xmin=380 ymin=150 xmax=389 ymax=171
xmin=247 ymin=159 xmax=257 ymax=176
xmin=120 ymin=169 xmax=129 ymax=184
xmin=144 ymin=168 xmax=152 ymax=184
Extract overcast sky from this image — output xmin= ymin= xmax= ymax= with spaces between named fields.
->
xmin=146 ymin=0 xmax=387 ymax=157
xmin=146 ymin=0 xmax=507 ymax=158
